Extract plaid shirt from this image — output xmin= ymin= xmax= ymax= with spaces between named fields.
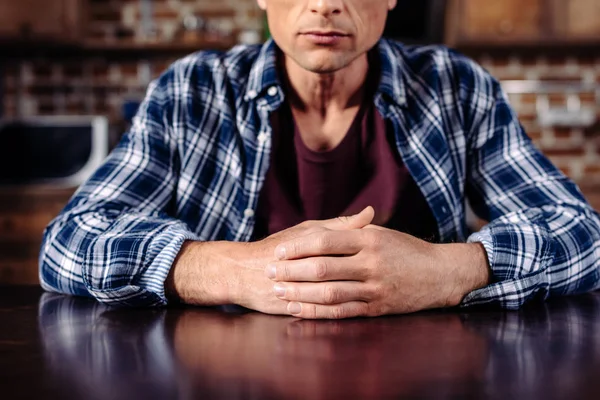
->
xmin=39 ymin=39 xmax=600 ymax=308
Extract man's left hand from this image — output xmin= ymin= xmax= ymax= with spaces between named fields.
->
xmin=266 ymin=222 xmax=491 ymax=319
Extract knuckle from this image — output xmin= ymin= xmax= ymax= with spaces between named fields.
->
xmin=287 ymin=242 xmax=300 ymax=258
xmin=360 ymin=260 xmax=375 ymax=280
xmin=314 ymin=259 xmax=328 ymax=279
xmin=373 ymin=255 xmax=385 ymax=275
xmin=360 ymin=285 xmax=374 ymax=301
xmin=279 ymin=265 xmax=291 ymax=281
xmin=331 ymin=306 xmax=345 ymax=320
xmin=366 ymin=303 xmax=383 ymax=317
xmin=366 ymin=306 xmax=382 ymax=317
xmin=355 ymin=255 xmax=376 ymax=281
xmin=305 ymin=303 xmax=317 ymax=319
xmin=317 ymin=233 xmax=333 ymax=252
xmin=286 ymin=286 xmax=298 ymax=299
xmin=363 ymin=229 xmax=382 ymax=250
xmin=323 ymin=285 xmax=339 ymax=304
xmin=370 ymin=283 xmax=385 ymax=300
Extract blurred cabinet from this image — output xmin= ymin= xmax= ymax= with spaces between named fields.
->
xmin=454 ymin=0 xmax=546 ymax=43
xmin=0 ymin=0 xmax=84 ymax=42
xmin=558 ymin=0 xmax=600 ymax=39
xmin=0 ymin=189 xmax=73 ymax=285
xmin=446 ymin=0 xmax=600 ymax=47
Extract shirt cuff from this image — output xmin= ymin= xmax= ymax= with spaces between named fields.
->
xmin=137 ymin=223 xmax=200 ymax=305
xmin=467 ymin=229 xmax=495 ymax=269
xmin=84 ymin=222 xmax=200 ymax=307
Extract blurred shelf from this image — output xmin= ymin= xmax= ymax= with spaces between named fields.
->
xmin=84 ymin=38 xmax=237 ymax=53
xmin=0 ymin=187 xmax=75 ymax=205
xmin=451 ymin=39 xmax=600 ymax=56
xmin=445 ymin=0 xmax=600 ymax=56
xmin=0 ymin=37 xmax=239 ymax=59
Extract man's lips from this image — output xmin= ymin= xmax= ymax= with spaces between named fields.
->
xmin=301 ymin=30 xmax=349 ymax=36
xmin=300 ymin=31 xmax=350 ymax=45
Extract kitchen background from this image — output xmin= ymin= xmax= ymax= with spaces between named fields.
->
xmin=0 ymin=0 xmax=599 ymax=284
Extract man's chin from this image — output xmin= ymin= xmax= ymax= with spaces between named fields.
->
xmin=298 ymin=55 xmax=349 ymax=74
xmin=306 ymin=66 xmax=343 ymax=74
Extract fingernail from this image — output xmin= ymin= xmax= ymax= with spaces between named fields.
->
xmin=267 ymin=264 xmax=277 ymax=279
xmin=274 ymin=284 xmax=286 ymax=298
xmin=288 ymin=302 xmax=302 ymax=315
xmin=275 ymin=246 xmax=286 ymax=260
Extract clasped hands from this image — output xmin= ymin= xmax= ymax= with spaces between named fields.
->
xmin=262 ymin=207 xmax=490 ymax=319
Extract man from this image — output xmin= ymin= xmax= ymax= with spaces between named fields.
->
xmin=40 ymin=0 xmax=600 ymax=319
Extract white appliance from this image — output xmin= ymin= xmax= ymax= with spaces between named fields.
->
xmin=0 ymin=116 xmax=109 ymax=188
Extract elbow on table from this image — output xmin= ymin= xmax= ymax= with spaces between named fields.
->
xmin=38 ymin=230 xmax=91 ymax=298
xmin=39 ymin=261 xmax=63 ymax=295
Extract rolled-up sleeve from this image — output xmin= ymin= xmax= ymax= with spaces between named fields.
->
xmin=462 ymin=80 xmax=600 ymax=309
xmin=39 ymin=72 xmax=198 ymax=307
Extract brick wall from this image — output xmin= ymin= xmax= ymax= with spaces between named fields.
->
xmin=2 ymin=0 xmax=263 ymax=136
xmin=475 ymin=54 xmax=600 ymax=187
xmin=86 ymin=0 xmax=263 ymax=45
xmin=2 ymin=1 xmax=599 ymax=201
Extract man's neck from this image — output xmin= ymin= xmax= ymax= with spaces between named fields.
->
xmin=282 ymin=54 xmax=369 ymax=118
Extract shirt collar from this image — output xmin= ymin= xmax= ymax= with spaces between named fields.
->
xmin=244 ymin=38 xmax=407 ymax=108
xmin=244 ymin=39 xmax=282 ymax=103
xmin=375 ymin=38 xmax=408 ymax=108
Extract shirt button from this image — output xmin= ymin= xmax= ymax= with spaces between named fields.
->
xmin=244 ymin=209 xmax=255 ymax=218
xmin=267 ymin=86 xmax=278 ymax=97
xmin=247 ymin=90 xmax=257 ymax=99
xmin=257 ymin=131 xmax=269 ymax=144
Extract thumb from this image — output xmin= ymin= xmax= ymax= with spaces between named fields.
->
xmin=323 ymin=206 xmax=375 ymax=230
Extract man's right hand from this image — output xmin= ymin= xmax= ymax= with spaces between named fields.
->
xmin=165 ymin=207 xmax=375 ymax=315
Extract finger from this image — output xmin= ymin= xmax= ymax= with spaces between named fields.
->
xmin=274 ymin=281 xmax=373 ymax=304
xmin=319 ymin=206 xmax=375 ymax=231
xmin=267 ymin=256 xmax=368 ymax=282
xmin=275 ymin=229 xmax=364 ymax=260
xmin=364 ymin=224 xmax=387 ymax=231
xmin=287 ymin=301 xmax=369 ymax=320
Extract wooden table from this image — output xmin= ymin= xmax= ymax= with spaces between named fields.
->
xmin=1 ymin=286 xmax=600 ymax=399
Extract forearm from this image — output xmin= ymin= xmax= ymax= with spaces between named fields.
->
xmin=436 ymin=242 xmax=491 ymax=307
xmin=165 ymin=241 xmax=234 ymax=306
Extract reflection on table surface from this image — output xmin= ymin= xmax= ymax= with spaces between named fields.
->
xmin=32 ymin=291 xmax=600 ymax=400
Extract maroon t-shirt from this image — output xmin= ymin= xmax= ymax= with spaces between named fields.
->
xmin=252 ymin=100 xmax=439 ymax=242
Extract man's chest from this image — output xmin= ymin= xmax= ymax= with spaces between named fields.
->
xmin=290 ymin=106 xmax=362 ymax=152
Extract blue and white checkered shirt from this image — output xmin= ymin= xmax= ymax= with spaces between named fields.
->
xmin=39 ymin=39 xmax=600 ymax=308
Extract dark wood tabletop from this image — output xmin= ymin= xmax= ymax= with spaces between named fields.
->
xmin=1 ymin=285 xmax=600 ymax=400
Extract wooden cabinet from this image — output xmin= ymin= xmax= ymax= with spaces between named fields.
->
xmin=446 ymin=0 xmax=600 ymax=48
xmin=0 ymin=189 xmax=73 ymax=285
xmin=460 ymin=0 xmax=546 ymax=43
xmin=559 ymin=0 xmax=600 ymax=39
xmin=0 ymin=0 xmax=85 ymax=42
